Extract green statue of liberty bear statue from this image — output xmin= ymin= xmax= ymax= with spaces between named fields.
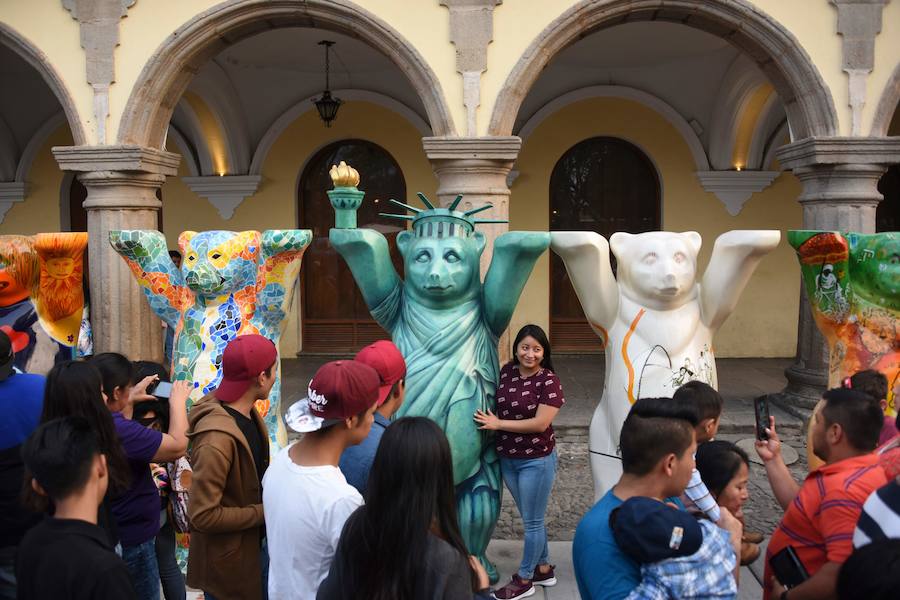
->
xmin=327 ymin=162 xmax=549 ymax=581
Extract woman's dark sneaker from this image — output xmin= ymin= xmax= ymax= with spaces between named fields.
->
xmin=533 ymin=564 xmax=557 ymax=587
xmin=492 ymin=574 xmax=535 ymax=599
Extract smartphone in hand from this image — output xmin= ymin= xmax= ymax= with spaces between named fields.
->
xmin=754 ymin=395 xmax=770 ymax=441
xmin=770 ymin=545 xmax=809 ymax=589
xmin=153 ymin=381 xmax=173 ymax=400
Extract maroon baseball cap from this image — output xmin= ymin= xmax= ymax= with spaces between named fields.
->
xmin=354 ymin=340 xmax=406 ymax=406
xmin=286 ymin=360 xmax=380 ymax=432
xmin=213 ymin=334 xmax=278 ymax=403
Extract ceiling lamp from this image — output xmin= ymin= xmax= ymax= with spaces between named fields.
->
xmin=314 ymin=40 xmax=342 ymax=127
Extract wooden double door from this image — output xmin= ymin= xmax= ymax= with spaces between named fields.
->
xmin=550 ymin=137 xmax=661 ymax=352
xmin=299 ymin=139 xmax=406 ymax=353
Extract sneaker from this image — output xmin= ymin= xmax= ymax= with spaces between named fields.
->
xmin=492 ymin=575 xmax=535 ymax=600
xmin=533 ymin=564 xmax=557 ymax=587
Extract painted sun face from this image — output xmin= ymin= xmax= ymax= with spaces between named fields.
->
xmin=44 ymin=257 xmax=76 ymax=280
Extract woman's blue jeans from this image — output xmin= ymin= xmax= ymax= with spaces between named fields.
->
xmin=122 ymin=538 xmax=160 ymax=600
xmin=500 ymin=450 xmax=558 ymax=580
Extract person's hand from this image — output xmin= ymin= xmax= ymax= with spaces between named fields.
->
xmin=469 ymin=556 xmax=489 ymax=591
xmin=769 ymin=575 xmax=786 ymax=598
xmin=169 ymin=380 xmax=192 ymax=407
xmin=473 ymin=409 xmax=501 ymax=431
xmin=717 ymin=505 xmax=743 ymax=556
xmin=130 ymin=374 xmax=159 ymax=404
xmin=755 ymin=416 xmax=783 ymax=463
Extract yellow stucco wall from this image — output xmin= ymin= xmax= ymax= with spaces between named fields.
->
xmin=5 ymin=0 xmax=898 ymax=143
xmin=158 ymin=100 xmax=437 ymax=356
xmin=0 ymin=124 xmax=71 ymax=234
xmin=507 ymin=97 xmax=802 ymax=358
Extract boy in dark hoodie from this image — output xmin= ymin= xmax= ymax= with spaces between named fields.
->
xmin=186 ymin=334 xmax=277 ymax=600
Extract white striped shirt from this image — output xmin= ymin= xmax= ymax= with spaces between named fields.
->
xmin=685 ymin=466 xmax=721 ymax=523
xmin=853 ymin=479 xmax=900 ymax=548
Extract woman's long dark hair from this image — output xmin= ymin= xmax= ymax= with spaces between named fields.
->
xmin=334 ymin=417 xmax=477 ymax=599
xmin=41 ymin=360 xmax=131 ymax=494
xmin=91 ymin=352 xmax=137 ymax=400
xmin=695 ymin=440 xmax=749 ymax=497
xmin=511 ymin=323 xmax=555 ymax=372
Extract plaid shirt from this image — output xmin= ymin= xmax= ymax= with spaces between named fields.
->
xmin=625 ymin=519 xmax=737 ymax=600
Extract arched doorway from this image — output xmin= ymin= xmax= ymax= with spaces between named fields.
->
xmin=298 ymin=139 xmax=406 ymax=353
xmin=549 ymin=137 xmax=660 ymax=352
xmin=877 ymin=166 xmax=899 ymax=232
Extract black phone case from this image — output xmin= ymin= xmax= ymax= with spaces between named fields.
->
xmin=754 ymin=396 xmax=770 ymax=441
xmin=770 ymin=546 xmax=809 ymax=588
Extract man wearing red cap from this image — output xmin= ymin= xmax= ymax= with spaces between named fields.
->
xmin=265 ymin=359 xmax=381 ymax=600
xmin=186 ymin=334 xmax=277 ymax=600
xmin=338 ymin=340 xmax=406 ymax=494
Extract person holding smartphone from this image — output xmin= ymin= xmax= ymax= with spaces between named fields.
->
xmin=757 ymin=388 xmax=887 ymax=600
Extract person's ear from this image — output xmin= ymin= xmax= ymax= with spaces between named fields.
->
xmin=829 ymin=423 xmax=844 ymax=446
xmin=344 ymin=415 xmax=357 ymax=431
xmin=31 ymin=478 xmax=47 ymax=497
xmin=662 ymin=453 xmax=676 ymax=477
xmin=96 ymin=454 xmax=108 ymax=480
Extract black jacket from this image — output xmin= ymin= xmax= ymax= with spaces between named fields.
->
xmin=15 ymin=517 xmax=136 ymax=600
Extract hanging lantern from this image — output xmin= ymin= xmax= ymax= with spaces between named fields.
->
xmin=314 ymin=40 xmax=342 ymax=127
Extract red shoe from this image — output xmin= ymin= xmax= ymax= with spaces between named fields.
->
xmin=492 ymin=574 xmax=535 ymax=600
xmin=533 ymin=564 xmax=557 ymax=587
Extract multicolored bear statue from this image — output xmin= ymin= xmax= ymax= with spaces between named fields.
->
xmin=0 ymin=232 xmax=91 ymax=373
xmin=789 ymin=230 xmax=899 ymax=469
xmin=110 ymin=228 xmax=312 ymax=447
xmin=327 ymin=162 xmax=549 ymax=582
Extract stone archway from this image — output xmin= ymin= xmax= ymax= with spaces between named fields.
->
xmin=488 ymin=0 xmax=838 ymax=140
xmin=0 ymin=23 xmax=86 ymax=145
xmin=870 ymin=62 xmax=900 ymax=137
xmin=117 ymin=0 xmax=457 ymax=149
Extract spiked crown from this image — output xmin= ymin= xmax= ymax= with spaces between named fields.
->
xmin=381 ymin=193 xmax=506 ymax=238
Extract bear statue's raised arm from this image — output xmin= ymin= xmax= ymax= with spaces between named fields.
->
xmin=483 ymin=231 xmax=551 ymax=336
xmin=109 ymin=229 xmax=187 ymax=330
xmin=253 ymin=229 xmax=312 ymax=335
xmin=550 ymin=231 xmax=619 ymax=333
xmin=329 ymin=228 xmax=401 ymax=322
xmin=700 ymin=230 xmax=781 ymax=332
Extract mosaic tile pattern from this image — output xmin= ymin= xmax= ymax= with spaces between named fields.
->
xmin=110 ymin=229 xmax=311 ymax=447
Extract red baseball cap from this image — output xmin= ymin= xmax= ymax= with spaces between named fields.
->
xmin=354 ymin=340 xmax=406 ymax=406
xmin=214 ymin=334 xmax=278 ymax=403
xmin=286 ymin=360 xmax=380 ymax=433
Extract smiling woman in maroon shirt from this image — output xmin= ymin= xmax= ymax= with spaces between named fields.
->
xmin=474 ymin=324 xmax=565 ymax=600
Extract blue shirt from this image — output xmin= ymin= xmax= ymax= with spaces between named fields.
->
xmin=573 ymin=489 xmax=641 ymax=600
xmin=0 ymin=372 xmax=45 ymax=450
xmin=339 ymin=412 xmax=390 ymax=495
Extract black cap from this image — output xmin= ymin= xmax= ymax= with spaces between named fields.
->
xmin=0 ymin=329 xmax=15 ymax=381
xmin=610 ymin=497 xmax=703 ymax=563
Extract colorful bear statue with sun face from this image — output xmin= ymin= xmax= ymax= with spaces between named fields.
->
xmin=551 ymin=229 xmax=780 ymax=500
xmin=0 ymin=232 xmax=91 ymax=373
xmin=789 ymin=230 xmax=899 ymax=469
xmin=110 ymin=228 xmax=311 ymax=447
xmin=326 ymin=163 xmax=550 ymax=581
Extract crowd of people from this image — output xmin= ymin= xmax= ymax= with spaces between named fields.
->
xmin=1 ymin=319 xmax=899 ymax=600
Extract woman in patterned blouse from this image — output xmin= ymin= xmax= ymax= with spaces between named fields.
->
xmin=474 ymin=324 xmax=565 ymax=600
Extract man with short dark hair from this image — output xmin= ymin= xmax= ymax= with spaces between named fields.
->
xmin=187 ymin=334 xmax=277 ymax=600
xmin=15 ymin=417 xmax=136 ymax=600
xmin=758 ymin=388 xmax=887 ymax=600
xmin=268 ymin=359 xmax=381 ymax=599
xmin=0 ymin=330 xmax=44 ymax=599
xmin=573 ymin=397 xmax=742 ymax=600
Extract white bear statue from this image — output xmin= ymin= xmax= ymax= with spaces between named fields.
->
xmin=551 ymin=230 xmax=780 ymax=499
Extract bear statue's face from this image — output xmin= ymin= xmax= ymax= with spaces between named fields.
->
xmin=397 ymin=230 xmax=484 ymax=309
xmin=849 ymin=232 xmax=900 ymax=312
xmin=178 ymin=231 xmax=260 ymax=297
xmin=610 ymin=231 xmax=701 ymax=309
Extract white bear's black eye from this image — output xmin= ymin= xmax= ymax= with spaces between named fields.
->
xmin=643 ymin=252 xmax=657 ymax=264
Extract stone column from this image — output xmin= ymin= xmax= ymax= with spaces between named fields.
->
xmin=423 ymin=136 xmax=521 ymax=361
xmin=774 ymin=137 xmax=900 ymax=411
xmin=53 ymin=145 xmax=180 ymax=362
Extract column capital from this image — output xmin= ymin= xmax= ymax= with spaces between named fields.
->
xmin=774 ymin=136 xmax=900 ymax=169
xmin=423 ymin=136 xmax=521 ymax=162
xmin=52 ymin=144 xmax=180 ymax=175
